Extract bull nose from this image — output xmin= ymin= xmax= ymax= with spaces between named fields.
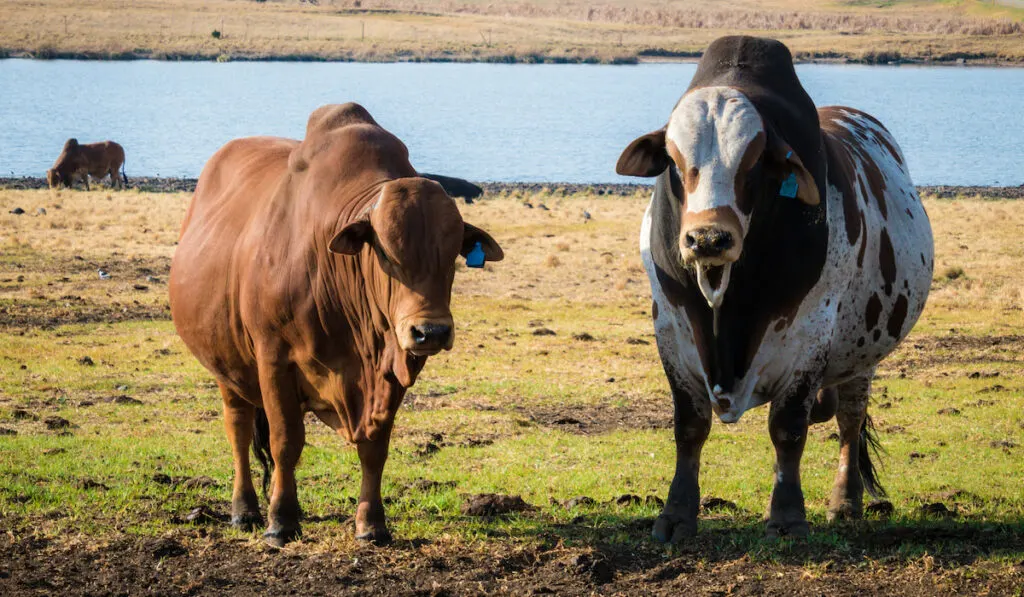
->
xmin=684 ymin=227 xmax=734 ymax=258
xmin=411 ymin=323 xmax=452 ymax=348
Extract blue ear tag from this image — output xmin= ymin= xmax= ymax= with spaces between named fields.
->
xmin=465 ymin=241 xmax=486 ymax=268
xmin=779 ymin=172 xmax=799 ymax=198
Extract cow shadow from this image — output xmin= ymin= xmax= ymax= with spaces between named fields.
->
xmin=507 ymin=510 xmax=1024 ymax=571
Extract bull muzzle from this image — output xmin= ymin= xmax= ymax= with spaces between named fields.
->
xmin=681 ymin=225 xmax=741 ymax=266
xmin=398 ymin=317 xmax=455 ymax=356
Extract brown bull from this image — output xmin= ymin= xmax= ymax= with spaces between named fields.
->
xmin=169 ymin=103 xmax=502 ymax=547
xmin=47 ymin=139 xmax=127 ymax=190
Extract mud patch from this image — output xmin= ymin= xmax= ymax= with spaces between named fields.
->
xmin=522 ymin=400 xmax=671 ymax=435
xmin=1 ymin=524 xmax=1022 ymax=597
xmin=461 ymin=494 xmax=537 ymax=516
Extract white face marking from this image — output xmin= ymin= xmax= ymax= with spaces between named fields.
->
xmin=666 ymin=86 xmax=764 ymax=226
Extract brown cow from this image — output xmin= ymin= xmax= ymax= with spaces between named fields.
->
xmin=47 ymin=139 xmax=127 ymax=190
xmin=169 ymin=103 xmax=503 ymax=547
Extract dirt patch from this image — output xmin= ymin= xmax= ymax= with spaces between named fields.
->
xmin=1 ymin=523 xmax=1022 ymax=596
xmin=521 ymin=400 xmax=671 ymax=435
xmin=884 ymin=333 xmax=1024 ymax=374
xmin=0 ymin=297 xmax=170 ymax=331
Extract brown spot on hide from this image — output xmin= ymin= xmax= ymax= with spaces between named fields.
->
xmin=879 ymin=229 xmax=897 ymax=295
xmin=857 ymin=337 xmax=865 ymax=347
xmin=905 ymin=207 xmax=914 ymax=220
xmin=873 ymin=329 xmax=882 ymax=342
xmin=865 ymin=293 xmax=882 ymax=331
xmin=774 ymin=319 xmax=787 ymax=332
xmin=888 ymin=294 xmax=908 ymax=338
xmin=862 ymin=161 xmax=888 ymax=220
xmin=652 ymin=301 xmax=659 ymax=320
xmin=855 ymin=211 xmax=868 ymax=268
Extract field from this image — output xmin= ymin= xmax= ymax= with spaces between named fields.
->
xmin=1 ymin=0 xmax=1023 ymax=64
xmin=0 ymin=185 xmax=1022 ymax=595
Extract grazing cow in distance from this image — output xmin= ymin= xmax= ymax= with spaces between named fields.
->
xmin=616 ymin=36 xmax=933 ymax=540
xmin=420 ymin=173 xmax=484 ymax=203
xmin=47 ymin=138 xmax=127 ymax=190
xmin=169 ymin=103 xmax=503 ymax=547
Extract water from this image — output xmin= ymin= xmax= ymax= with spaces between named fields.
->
xmin=0 ymin=60 xmax=1021 ymax=185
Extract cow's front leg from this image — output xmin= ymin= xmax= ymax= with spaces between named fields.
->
xmin=766 ymin=380 xmax=815 ymax=538
xmin=258 ymin=359 xmax=305 ymax=547
xmin=653 ymin=386 xmax=711 ymax=543
xmin=355 ymin=422 xmax=393 ymax=544
xmin=219 ymin=383 xmax=262 ymax=530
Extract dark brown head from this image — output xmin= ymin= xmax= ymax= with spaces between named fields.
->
xmin=329 ymin=178 xmax=502 ymax=356
xmin=46 ymin=168 xmax=60 ymax=188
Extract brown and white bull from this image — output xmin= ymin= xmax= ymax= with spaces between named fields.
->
xmin=169 ymin=103 xmax=503 ymax=546
xmin=616 ymin=36 xmax=933 ymax=540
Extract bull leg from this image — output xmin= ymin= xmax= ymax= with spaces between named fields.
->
xmin=220 ymin=383 xmax=262 ymax=530
xmin=828 ymin=372 xmax=875 ymax=521
xmin=355 ymin=423 xmax=394 ymax=544
xmin=258 ymin=359 xmax=305 ymax=547
xmin=766 ymin=379 xmax=815 ymax=538
xmin=652 ymin=386 xmax=712 ymax=543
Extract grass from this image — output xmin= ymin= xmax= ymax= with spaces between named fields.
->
xmin=0 ymin=0 xmax=1022 ymax=64
xmin=0 ymin=186 xmax=1022 ymax=592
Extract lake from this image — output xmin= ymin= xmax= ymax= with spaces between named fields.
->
xmin=0 ymin=60 xmax=1021 ymax=185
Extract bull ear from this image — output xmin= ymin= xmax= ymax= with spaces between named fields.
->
xmin=767 ymin=134 xmax=820 ymax=206
xmin=462 ymin=223 xmax=503 ymax=262
xmin=616 ymin=128 xmax=670 ymax=177
xmin=328 ymin=219 xmax=372 ymax=255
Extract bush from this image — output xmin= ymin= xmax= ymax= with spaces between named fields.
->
xmin=211 ymin=30 xmax=221 ymax=39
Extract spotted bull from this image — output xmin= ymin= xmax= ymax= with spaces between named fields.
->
xmin=169 ymin=103 xmax=503 ymax=546
xmin=616 ymin=36 xmax=933 ymax=540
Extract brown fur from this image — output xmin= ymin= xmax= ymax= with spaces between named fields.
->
xmin=169 ymin=103 xmax=502 ymax=546
xmin=48 ymin=139 xmax=126 ymax=190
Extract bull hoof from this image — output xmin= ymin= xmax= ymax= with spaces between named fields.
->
xmin=652 ymin=513 xmax=697 ymax=544
xmin=355 ymin=527 xmax=392 ymax=546
xmin=230 ymin=512 xmax=264 ymax=531
xmin=263 ymin=525 xmax=301 ymax=548
xmin=827 ymin=501 xmax=863 ymax=522
xmin=765 ymin=519 xmax=810 ymax=539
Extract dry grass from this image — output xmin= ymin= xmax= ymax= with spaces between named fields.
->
xmin=1 ymin=0 xmax=1022 ymax=63
xmin=1 ymin=187 xmax=1022 ymax=323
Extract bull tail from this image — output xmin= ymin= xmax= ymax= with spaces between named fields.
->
xmin=121 ymin=160 xmax=128 ymax=186
xmin=252 ymin=407 xmax=274 ymax=501
xmin=859 ymin=414 xmax=886 ymax=498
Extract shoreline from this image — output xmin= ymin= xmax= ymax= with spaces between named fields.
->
xmin=2 ymin=177 xmax=1022 ymax=199
xmin=2 ymin=50 xmax=1020 ymax=67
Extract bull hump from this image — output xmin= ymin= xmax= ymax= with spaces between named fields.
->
xmin=306 ymin=103 xmax=378 ymax=138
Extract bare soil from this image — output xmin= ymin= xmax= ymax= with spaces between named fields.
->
xmin=1 ymin=519 xmax=1021 ymax=596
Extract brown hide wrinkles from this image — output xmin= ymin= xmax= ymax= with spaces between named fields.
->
xmin=171 ymin=106 xmax=457 ymax=445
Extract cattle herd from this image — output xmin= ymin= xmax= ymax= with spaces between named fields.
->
xmin=53 ymin=36 xmax=938 ymax=546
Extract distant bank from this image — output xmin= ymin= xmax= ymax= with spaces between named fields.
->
xmin=3 ymin=178 xmax=1022 ymax=200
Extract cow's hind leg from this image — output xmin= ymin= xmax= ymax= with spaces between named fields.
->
xmin=355 ymin=423 xmax=394 ymax=544
xmin=828 ymin=371 xmax=883 ymax=521
xmin=766 ymin=378 xmax=816 ymax=538
xmin=220 ymin=383 xmax=262 ymax=530
xmin=258 ymin=359 xmax=306 ymax=547
xmin=652 ymin=387 xmax=712 ymax=543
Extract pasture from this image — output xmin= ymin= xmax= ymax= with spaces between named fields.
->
xmin=0 ymin=186 xmax=1022 ymax=595
xmin=1 ymin=0 xmax=1023 ymax=64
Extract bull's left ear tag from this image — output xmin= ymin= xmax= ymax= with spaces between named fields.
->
xmin=465 ymin=241 xmax=486 ymax=268
xmin=779 ymin=172 xmax=799 ymax=198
